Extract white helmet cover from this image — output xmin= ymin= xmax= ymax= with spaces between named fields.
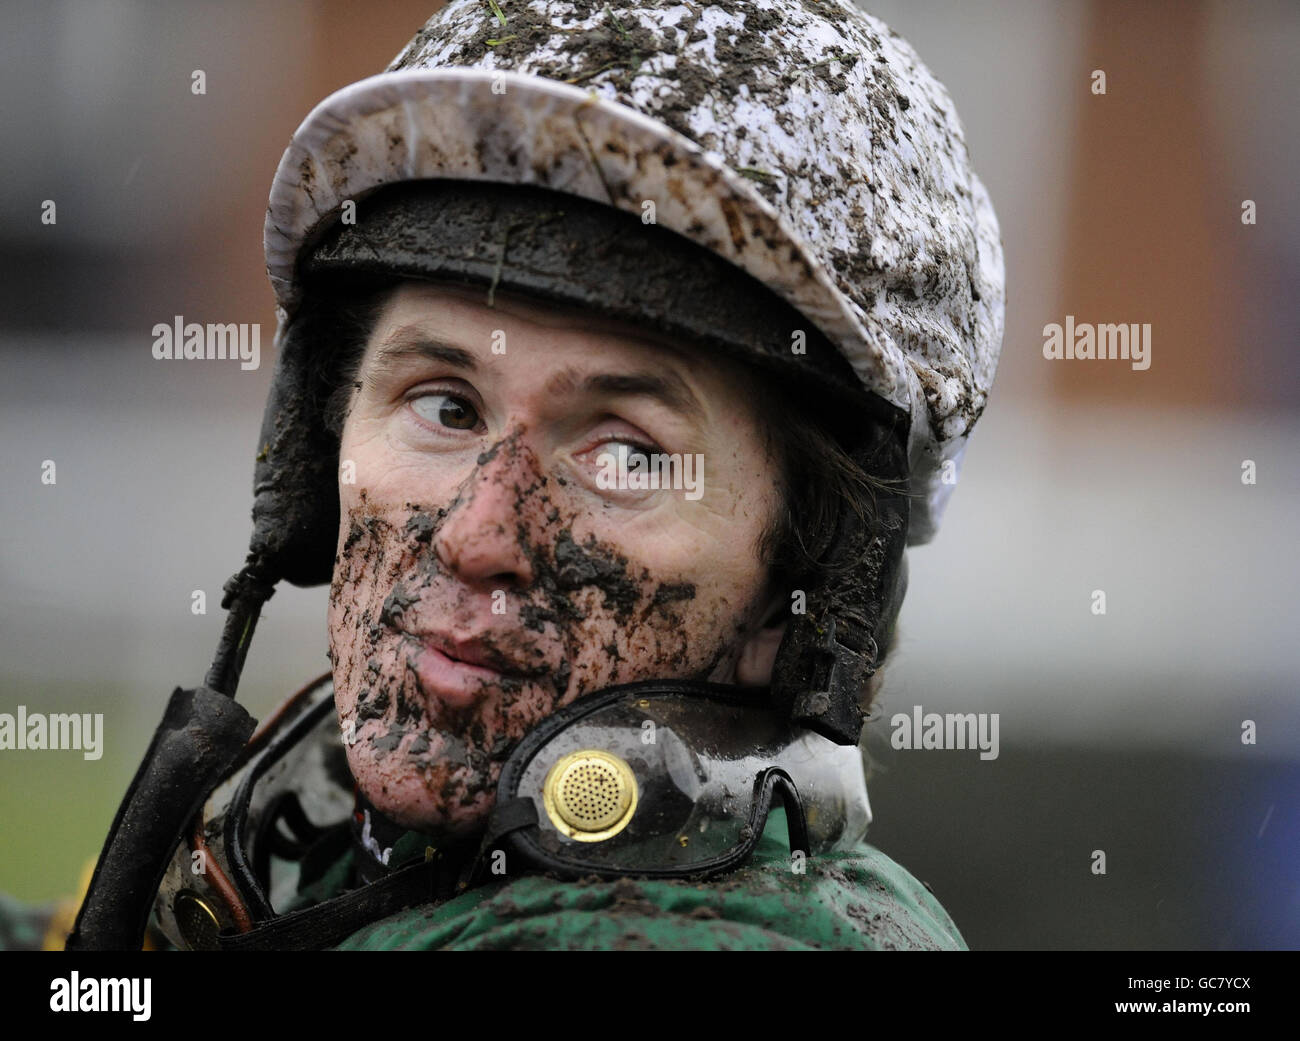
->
xmin=264 ymin=0 xmax=1005 ymax=545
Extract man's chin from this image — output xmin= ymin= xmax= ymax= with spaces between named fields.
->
xmin=391 ymin=805 xmax=494 ymax=840
xmin=363 ymin=777 xmax=497 ymax=838
xmin=342 ymin=734 xmax=498 ymax=837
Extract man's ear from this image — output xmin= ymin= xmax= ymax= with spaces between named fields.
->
xmin=735 ymin=591 xmax=789 ymax=687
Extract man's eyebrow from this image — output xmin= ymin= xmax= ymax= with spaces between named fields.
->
xmin=362 ymin=334 xmax=478 ymax=384
xmin=550 ymin=368 xmax=706 ymax=425
xmin=362 ymin=332 xmax=706 ymax=424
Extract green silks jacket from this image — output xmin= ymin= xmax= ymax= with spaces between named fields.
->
xmin=293 ymin=809 xmax=967 ymax=951
xmin=0 ymin=812 xmax=965 ymax=951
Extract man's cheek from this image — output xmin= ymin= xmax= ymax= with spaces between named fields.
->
xmin=328 ymin=609 xmax=368 ymax=711
xmin=329 ymin=542 xmax=411 ymax=727
xmin=490 ymin=680 xmax=566 ymax=739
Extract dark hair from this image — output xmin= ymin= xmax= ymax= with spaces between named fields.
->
xmin=301 ymin=277 xmax=910 ymax=716
xmin=302 ymin=280 xmax=396 ymax=440
xmin=745 ymin=374 xmax=910 ymax=718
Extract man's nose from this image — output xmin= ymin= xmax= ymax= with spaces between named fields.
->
xmin=433 ymin=436 xmax=539 ymax=590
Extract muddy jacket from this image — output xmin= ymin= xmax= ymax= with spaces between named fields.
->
xmin=2 ymin=832 xmax=965 ymax=952
xmin=285 ymin=807 xmax=967 ymax=951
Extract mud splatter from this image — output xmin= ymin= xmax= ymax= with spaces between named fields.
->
xmin=329 ymin=423 xmax=767 ymax=839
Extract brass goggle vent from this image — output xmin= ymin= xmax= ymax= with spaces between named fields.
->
xmin=542 ymin=749 xmax=638 ymax=842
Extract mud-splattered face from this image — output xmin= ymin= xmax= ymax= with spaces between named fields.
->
xmin=329 ymin=281 xmax=786 ymax=836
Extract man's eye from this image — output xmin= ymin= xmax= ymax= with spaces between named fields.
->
xmin=605 ymin=441 xmax=655 ymax=465
xmin=410 ymin=392 xmax=480 ymax=431
xmin=597 ymin=440 xmax=668 ymax=475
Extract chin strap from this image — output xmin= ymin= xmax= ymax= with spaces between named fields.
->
xmin=66 ymin=564 xmax=275 ymax=951
xmin=65 ymin=685 xmax=258 ymax=951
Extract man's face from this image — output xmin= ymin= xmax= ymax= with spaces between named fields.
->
xmin=328 ymin=281 xmax=786 ymax=836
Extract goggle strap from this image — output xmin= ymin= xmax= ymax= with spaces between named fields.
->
xmin=765 ymin=770 xmax=812 ymax=856
xmin=468 ymin=797 xmax=540 ymax=886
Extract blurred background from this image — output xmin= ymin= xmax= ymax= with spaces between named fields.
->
xmin=0 ymin=0 xmax=1296 ymax=949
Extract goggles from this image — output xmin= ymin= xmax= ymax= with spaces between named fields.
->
xmin=479 ymin=680 xmax=872 ymax=881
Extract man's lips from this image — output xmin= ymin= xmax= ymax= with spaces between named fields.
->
xmin=404 ymin=631 xmax=546 ymax=710
xmin=417 ymin=632 xmax=543 ymax=675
